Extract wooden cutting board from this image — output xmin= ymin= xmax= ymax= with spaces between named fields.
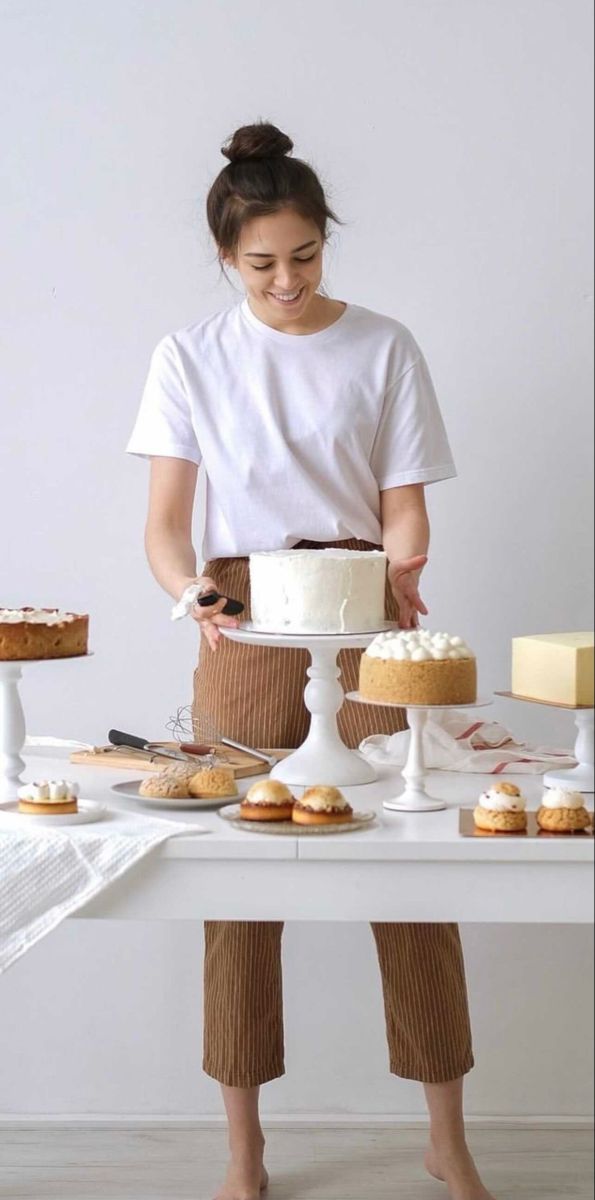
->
xmin=70 ymin=743 xmax=288 ymax=778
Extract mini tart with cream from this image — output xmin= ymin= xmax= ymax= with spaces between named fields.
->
xmin=188 ymin=765 xmax=238 ymax=799
xmin=17 ymin=780 xmax=79 ymax=815
xmin=240 ymin=780 xmax=295 ymax=821
xmin=537 ymin=788 xmax=592 ymax=833
xmin=359 ymin=629 xmax=477 ymax=706
xmin=0 ymin=609 xmax=89 ymax=661
xmin=473 ymin=782 xmax=528 ymax=833
xmin=292 ymin=786 xmax=354 ymax=826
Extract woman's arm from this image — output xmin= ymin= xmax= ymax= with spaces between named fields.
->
xmin=145 ymin=457 xmax=199 ymax=599
xmin=144 ymin=457 xmax=238 ymax=649
xmin=380 ymin=483 xmax=430 ymax=629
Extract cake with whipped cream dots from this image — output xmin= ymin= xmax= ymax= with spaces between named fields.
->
xmin=359 ymin=628 xmax=477 ymax=706
xmin=17 ymin=780 xmax=79 ymax=816
xmin=0 ymin=609 xmax=89 ymax=660
xmin=249 ymin=549 xmax=387 ymax=634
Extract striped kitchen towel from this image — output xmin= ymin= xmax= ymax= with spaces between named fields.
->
xmin=359 ymin=712 xmax=576 ymax=774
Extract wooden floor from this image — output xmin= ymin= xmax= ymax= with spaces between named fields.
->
xmin=0 ymin=1125 xmax=593 ymax=1199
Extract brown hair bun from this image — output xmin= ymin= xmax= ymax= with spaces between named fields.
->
xmin=208 ymin=121 xmax=340 ymax=258
xmin=222 ymin=122 xmax=293 ymax=164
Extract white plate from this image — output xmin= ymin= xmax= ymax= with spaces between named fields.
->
xmin=0 ymin=799 xmax=107 ymax=827
xmin=110 ymin=781 xmax=238 ymax=809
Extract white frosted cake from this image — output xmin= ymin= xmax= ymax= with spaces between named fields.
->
xmin=512 ymin=632 xmax=594 ymax=706
xmin=249 ymin=549 xmax=387 ymax=634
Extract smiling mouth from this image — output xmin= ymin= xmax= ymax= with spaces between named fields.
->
xmin=268 ymin=287 xmax=305 ymax=304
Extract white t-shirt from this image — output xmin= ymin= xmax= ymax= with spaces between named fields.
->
xmin=127 ymin=299 xmax=456 ymax=560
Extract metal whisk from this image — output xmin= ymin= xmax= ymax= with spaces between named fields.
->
xmin=166 ymin=705 xmax=277 ymax=768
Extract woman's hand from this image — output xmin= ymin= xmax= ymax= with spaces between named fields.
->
xmin=388 ymin=555 xmax=429 ymax=629
xmin=185 ymin=575 xmax=240 ymax=652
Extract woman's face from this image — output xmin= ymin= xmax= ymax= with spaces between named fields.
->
xmin=227 ymin=208 xmax=324 ymax=328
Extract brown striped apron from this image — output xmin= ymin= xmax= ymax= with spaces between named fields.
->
xmin=194 ymin=539 xmax=474 ymax=1087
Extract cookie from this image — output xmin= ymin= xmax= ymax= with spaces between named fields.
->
xmin=490 ymin=781 xmax=522 ymax=799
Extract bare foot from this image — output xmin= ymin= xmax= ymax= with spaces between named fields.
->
xmin=424 ymin=1142 xmax=496 ymax=1200
xmin=212 ymin=1159 xmax=269 ymax=1200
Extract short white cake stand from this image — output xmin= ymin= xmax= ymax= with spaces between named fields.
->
xmin=346 ymin=693 xmax=493 ymax=811
xmin=222 ymin=623 xmax=398 ymax=786
xmin=496 ymin=692 xmax=594 ymax=793
xmin=0 ymin=657 xmax=91 ymax=800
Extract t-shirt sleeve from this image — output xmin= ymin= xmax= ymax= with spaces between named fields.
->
xmin=369 ymin=353 xmax=456 ymax=489
xmin=126 ymin=335 xmax=202 ymax=464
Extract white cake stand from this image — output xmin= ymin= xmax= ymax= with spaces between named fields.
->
xmin=346 ymin=693 xmax=493 ymax=811
xmin=0 ymin=657 xmax=91 ymax=800
xmin=496 ymin=692 xmax=594 ymax=794
xmin=222 ymin=623 xmax=398 ymax=786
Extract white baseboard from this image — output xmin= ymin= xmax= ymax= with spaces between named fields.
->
xmin=0 ymin=1113 xmax=592 ymax=1129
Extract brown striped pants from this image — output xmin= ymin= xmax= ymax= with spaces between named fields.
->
xmin=194 ymin=540 xmax=474 ymax=1086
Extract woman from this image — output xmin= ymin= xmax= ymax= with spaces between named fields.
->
xmin=128 ymin=122 xmax=496 ymax=1200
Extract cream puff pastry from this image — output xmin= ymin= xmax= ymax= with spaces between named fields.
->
xmin=473 ymin=781 xmax=528 ymax=833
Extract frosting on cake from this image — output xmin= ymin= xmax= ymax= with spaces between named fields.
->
xmin=18 ymin=780 xmax=80 ymax=803
xmin=512 ymin=632 xmax=594 ymax=706
xmin=366 ymin=628 xmax=474 ymax=662
xmin=249 ymin=549 xmax=387 ymax=634
xmin=540 ymin=787 xmax=585 ymax=810
xmin=0 ymin=609 xmax=78 ymax=625
xmin=478 ymin=783 xmax=526 ymax=812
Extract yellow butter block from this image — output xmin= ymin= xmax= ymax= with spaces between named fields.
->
xmin=512 ymin=632 xmax=594 ymax=706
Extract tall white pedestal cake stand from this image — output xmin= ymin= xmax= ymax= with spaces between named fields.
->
xmin=0 ymin=657 xmax=91 ymax=800
xmin=496 ymin=692 xmax=594 ymax=794
xmin=346 ymin=693 xmax=493 ymax=811
xmin=222 ymin=623 xmax=398 ymax=786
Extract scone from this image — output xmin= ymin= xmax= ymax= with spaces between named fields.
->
xmin=473 ymin=781 xmax=528 ymax=833
xmin=537 ymin=788 xmax=592 ymax=833
xmin=292 ymin=786 xmax=354 ymax=826
xmin=139 ymin=772 xmax=191 ymax=799
xmin=17 ymin=780 xmax=79 ymax=815
xmin=240 ymin=780 xmax=294 ymax=821
xmin=188 ymin=765 xmax=238 ymax=798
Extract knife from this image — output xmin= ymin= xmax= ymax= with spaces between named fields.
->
xmin=108 ymin=729 xmax=204 ymax=764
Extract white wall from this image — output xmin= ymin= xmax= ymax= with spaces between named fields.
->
xmin=1 ymin=0 xmax=593 ymax=1118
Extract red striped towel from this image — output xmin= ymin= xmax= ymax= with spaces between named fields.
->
xmin=360 ymin=713 xmax=576 ymax=774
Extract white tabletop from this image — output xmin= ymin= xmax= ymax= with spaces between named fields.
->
xmin=16 ymin=749 xmax=595 ymax=925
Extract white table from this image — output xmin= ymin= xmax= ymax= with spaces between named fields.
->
xmin=18 ymin=750 xmax=594 ymax=926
